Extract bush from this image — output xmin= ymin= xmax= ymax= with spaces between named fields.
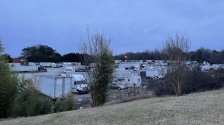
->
xmin=12 ymin=79 xmax=75 ymax=117
xmin=36 ymin=97 xmax=52 ymax=115
xmin=147 ymin=65 xmax=224 ymax=97
xmin=182 ymin=66 xmax=223 ymax=94
xmin=214 ymin=68 xmax=224 ymax=84
xmin=146 ymin=80 xmax=175 ymax=96
xmin=53 ymin=94 xmax=74 ymax=113
xmin=11 ymin=79 xmax=52 ymax=117
xmin=0 ymin=57 xmax=18 ymax=118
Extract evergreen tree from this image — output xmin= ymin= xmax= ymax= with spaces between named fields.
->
xmin=81 ymin=33 xmax=114 ymax=106
xmin=0 ymin=40 xmax=18 ymax=117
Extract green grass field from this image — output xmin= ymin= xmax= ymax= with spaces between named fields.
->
xmin=1 ymin=89 xmax=224 ymax=125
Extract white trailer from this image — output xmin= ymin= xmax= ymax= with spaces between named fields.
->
xmin=111 ymin=70 xmax=142 ymax=89
xmin=111 ymin=76 xmax=142 ymax=89
xmin=8 ymin=63 xmax=38 ymax=72
xmin=40 ymin=62 xmax=56 ymax=68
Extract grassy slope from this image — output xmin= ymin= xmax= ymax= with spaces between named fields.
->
xmin=1 ymin=89 xmax=224 ymax=125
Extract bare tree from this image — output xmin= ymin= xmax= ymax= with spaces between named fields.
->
xmin=80 ymin=32 xmax=114 ymax=106
xmin=164 ymin=33 xmax=190 ymax=96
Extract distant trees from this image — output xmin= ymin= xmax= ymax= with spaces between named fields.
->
xmin=61 ymin=53 xmax=82 ymax=62
xmin=3 ymin=54 xmax=13 ymax=63
xmin=21 ymin=45 xmax=61 ymax=62
xmin=189 ymin=48 xmax=224 ymax=64
xmin=114 ymin=49 xmax=165 ymax=61
xmin=81 ymin=32 xmax=114 ymax=106
xmin=20 ymin=44 xmax=223 ymax=64
xmin=61 ymin=53 xmax=92 ymax=64
xmin=115 ymin=48 xmax=224 ymax=64
xmin=21 ymin=45 xmax=93 ymax=63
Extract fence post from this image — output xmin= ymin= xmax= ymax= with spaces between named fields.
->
xmin=70 ymin=77 xmax=72 ymax=92
xmin=62 ymin=77 xmax=65 ymax=97
xmin=134 ymin=83 xmax=136 ymax=96
xmin=54 ymin=78 xmax=57 ymax=99
xmin=34 ymin=75 xmax=37 ymax=85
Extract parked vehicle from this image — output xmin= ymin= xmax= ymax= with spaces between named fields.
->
xmin=111 ymin=76 xmax=142 ymax=89
xmin=110 ymin=78 xmax=126 ymax=89
xmin=40 ymin=62 xmax=57 ymax=68
xmin=38 ymin=66 xmax=47 ymax=72
xmin=71 ymin=74 xmax=89 ymax=94
xmin=8 ymin=63 xmax=39 ymax=72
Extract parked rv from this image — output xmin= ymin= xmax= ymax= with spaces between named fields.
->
xmin=40 ymin=62 xmax=56 ymax=68
xmin=110 ymin=78 xmax=126 ymax=89
xmin=71 ymin=74 xmax=89 ymax=94
xmin=8 ymin=63 xmax=39 ymax=72
xmin=111 ymin=75 xmax=142 ymax=89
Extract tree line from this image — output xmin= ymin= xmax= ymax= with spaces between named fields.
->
xmin=114 ymin=48 xmax=224 ymax=64
xmin=20 ymin=45 xmax=165 ymax=63
xmin=21 ymin=45 xmax=86 ymax=63
xmin=4 ymin=44 xmax=223 ymax=64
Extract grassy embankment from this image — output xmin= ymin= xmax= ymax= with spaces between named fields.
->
xmin=1 ymin=89 xmax=224 ymax=125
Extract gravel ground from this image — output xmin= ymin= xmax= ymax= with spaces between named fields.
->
xmin=1 ymin=89 xmax=224 ymax=125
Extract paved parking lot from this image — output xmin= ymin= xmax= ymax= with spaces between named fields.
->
xmin=74 ymin=86 xmax=151 ymax=108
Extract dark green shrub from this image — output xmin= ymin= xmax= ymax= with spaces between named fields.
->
xmin=91 ymin=49 xmax=114 ymax=106
xmin=36 ymin=96 xmax=52 ymax=115
xmin=0 ymin=63 xmax=18 ymax=117
xmin=81 ymin=33 xmax=114 ymax=106
xmin=0 ymin=42 xmax=18 ymax=118
xmin=53 ymin=94 xmax=74 ymax=113
xmin=11 ymin=78 xmax=75 ymax=117
xmin=11 ymin=80 xmax=52 ymax=117
xmin=214 ymin=68 xmax=224 ymax=84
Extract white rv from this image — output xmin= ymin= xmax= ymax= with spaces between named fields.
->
xmin=8 ymin=63 xmax=38 ymax=72
xmin=71 ymin=74 xmax=89 ymax=94
xmin=111 ymin=75 xmax=142 ymax=89
xmin=40 ymin=62 xmax=57 ymax=68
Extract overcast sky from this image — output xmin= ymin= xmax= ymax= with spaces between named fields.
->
xmin=0 ymin=0 xmax=224 ymax=57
